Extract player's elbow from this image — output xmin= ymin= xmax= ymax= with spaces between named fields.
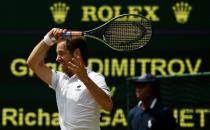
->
xmin=27 ymin=58 xmax=36 ymax=70
xmin=26 ymin=58 xmax=42 ymax=71
xmin=103 ymin=99 xmax=113 ymax=112
xmin=27 ymin=58 xmax=33 ymax=69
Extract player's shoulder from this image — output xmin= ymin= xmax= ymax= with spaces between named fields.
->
xmin=87 ymin=68 xmax=105 ymax=79
xmin=52 ymin=70 xmax=66 ymax=79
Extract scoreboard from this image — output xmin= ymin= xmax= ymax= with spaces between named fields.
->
xmin=0 ymin=0 xmax=210 ymax=130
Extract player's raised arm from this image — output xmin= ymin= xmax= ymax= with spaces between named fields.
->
xmin=27 ymin=28 xmax=64 ymax=85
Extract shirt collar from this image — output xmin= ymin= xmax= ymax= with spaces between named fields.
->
xmin=86 ymin=67 xmax=91 ymax=74
xmin=138 ymin=98 xmax=157 ymax=109
xmin=66 ymin=67 xmax=91 ymax=80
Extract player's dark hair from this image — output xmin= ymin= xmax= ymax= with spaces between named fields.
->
xmin=66 ymin=37 xmax=88 ymax=65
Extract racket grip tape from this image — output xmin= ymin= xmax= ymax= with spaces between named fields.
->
xmin=61 ymin=31 xmax=83 ymax=39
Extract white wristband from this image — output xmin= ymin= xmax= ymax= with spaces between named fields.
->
xmin=43 ymin=34 xmax=56 ymax=46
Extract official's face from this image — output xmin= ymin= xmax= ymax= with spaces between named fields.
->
xmin=56 ymin=40 xmax=73 ymax=74
xmin=135 ymin=83 xmax=154 ymax=101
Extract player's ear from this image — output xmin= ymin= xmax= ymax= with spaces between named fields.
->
xmin=73 ymin=48 xmax=81 ymax=57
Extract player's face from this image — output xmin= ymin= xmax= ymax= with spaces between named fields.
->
xmin=56 ymin=41 xmax=73 ymax=74
xmin=135 ymin=84 xmax=154 ymax=101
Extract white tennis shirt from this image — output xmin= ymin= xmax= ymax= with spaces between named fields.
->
xmin=49 ymin=68 xmax=110 ymax=130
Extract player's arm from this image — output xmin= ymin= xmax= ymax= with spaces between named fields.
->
xmin=27 ymin=40 xmax=52 ymax=85
xmin=27 ymin=28 xmax=63 ymax=85
xmin=81 ymin=75 xmax=113 ymax=112
xmin=68 ymin=55 xmax=113 ymax=112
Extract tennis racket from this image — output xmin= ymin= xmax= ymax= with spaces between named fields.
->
xmin=61 ymin=14 xmax=152 ymax=51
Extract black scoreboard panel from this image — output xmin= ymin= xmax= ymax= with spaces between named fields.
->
xmin=0 ymin=0 xmax=210 ymax=130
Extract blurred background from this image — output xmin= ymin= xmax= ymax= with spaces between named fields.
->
xmin=0 ymin=0 xmax=210 ymax=130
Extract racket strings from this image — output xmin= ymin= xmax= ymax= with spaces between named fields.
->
xmin=104 ymin=17 xmax=152 ymax=51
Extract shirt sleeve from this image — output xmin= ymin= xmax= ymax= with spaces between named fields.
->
xmin=49 ymin=70 xmax=60 ymax=90
xmin=91 ymin=73 xmax=110 ymax=96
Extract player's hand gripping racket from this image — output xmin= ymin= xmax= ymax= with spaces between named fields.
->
xmin=61 ymin=14 xmax=152 ymax=51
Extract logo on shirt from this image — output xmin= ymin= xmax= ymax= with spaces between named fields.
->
xmin=75 ymin=85 xmax=82 ymax=91
xmin=147 ymin=119 xmax=152 ymax=128
xmin=147 ymin=118 xmax=156 ymax=129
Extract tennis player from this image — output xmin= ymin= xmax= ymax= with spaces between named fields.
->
xmin=27 ymin=28 xmax=113 ymax=130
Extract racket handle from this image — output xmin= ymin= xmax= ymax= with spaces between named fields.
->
xmin=61 ymin=31 xmax=83 ymax=39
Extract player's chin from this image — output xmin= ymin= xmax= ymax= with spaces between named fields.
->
xmin=60 ymin=62 xmax=66 ymax=67
xmin=61 ymin=66 xmax=67 ymax=71
xmin=60 ymin=64 xmax=67 ymax=71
